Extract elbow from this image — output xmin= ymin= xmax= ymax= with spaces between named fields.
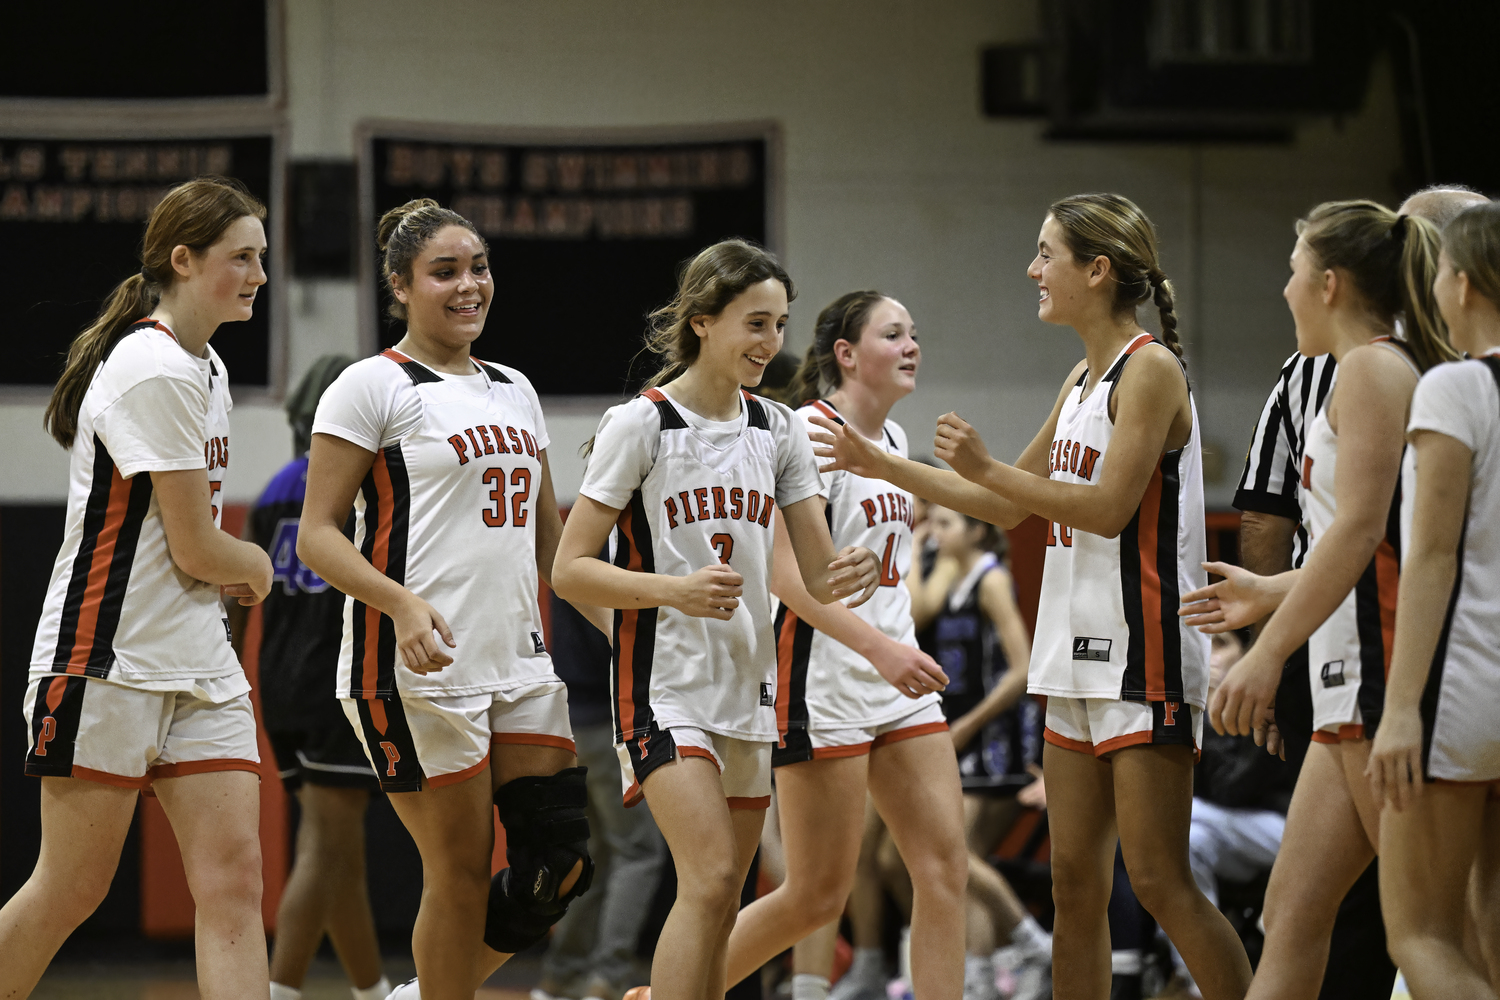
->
xmin=551 ymin=561 xmax=580 ymax=603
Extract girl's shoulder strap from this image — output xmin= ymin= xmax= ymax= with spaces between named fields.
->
xmin=1370 ymin=336 xmax=1422 ymax=378
xmin=740 ymin=388 xmax=770 ymax=430
xmin=380 ymin=348 xmax=443 ymax=386
xmin=639 ymin=387 xmax=688 ymax=430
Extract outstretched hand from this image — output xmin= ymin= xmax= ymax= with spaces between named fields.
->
xmin=933 ymin=412 xmax=992 ymax=481
xmin=1179 ymin=562 xmax=1286 ymax=633
xmin=809 ymin=414 xmax=888 ymax=479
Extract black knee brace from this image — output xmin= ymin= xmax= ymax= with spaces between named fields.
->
xmin=483 ymin=766 xmax=595 ymax=953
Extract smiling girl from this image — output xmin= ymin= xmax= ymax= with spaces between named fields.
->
xmin=298 ymin=199 xmax=604 ymax=1000
xmin=811 ymin=194 xmax=1253 ymax=999
xmin=2 ymin=177 xmax=274 ymax=1000
xmin=551 ymin=240 xmax=881 ymax=1000
xmin=718 ymin=291 xmax=969 ymax=1000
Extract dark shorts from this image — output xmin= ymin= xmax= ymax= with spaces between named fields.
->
xmin=269 ymin=719 xmax=379 ymax=792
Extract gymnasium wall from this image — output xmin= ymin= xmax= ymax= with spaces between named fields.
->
xmin=0 ymin=0 xmax=1404 ymax=509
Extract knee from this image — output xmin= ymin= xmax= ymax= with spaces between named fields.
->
xmin=1049 ymin=856 xmax=1111 ymax=918
xmin=189 ymin=841 xmax=264 ymax=914
xmin=906 ymin=842 xmax=968 ymax=901
xmin=677 ymin=858 xmax=744 ymax=916
xmin=37 ymin=866 xmax=115 ymax=926
xmin=1123 ymin=858 xmax=1197 ymax=919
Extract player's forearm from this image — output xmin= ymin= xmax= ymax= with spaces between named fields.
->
xmin=1254 ymin=516 xmax=1385 ymax=662
xmin=771 ymin=559 xmax=885 ymax=659
xmin=1239 ymin=511 xmax=1296 ymax=577
xmin=1384 ymin=545 xmax=1455 ymax=714
xmin=552 ymin=553 xmax=684 ymax=610
xmin=969 ymin=459 xmax=1134 ymax=538
xmin=874 ymin=453 xmax=1032 ymax=529
xmin=297 ymin=521 xmax=418 ymax=618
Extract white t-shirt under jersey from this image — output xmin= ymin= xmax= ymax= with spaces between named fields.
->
xmin=313 ymin=351 xmax=555 ymax=699
xmin=31 ymin=321 xmax=242 ymax=693
xmin=581 ymin=386 xmax=823 ymax=742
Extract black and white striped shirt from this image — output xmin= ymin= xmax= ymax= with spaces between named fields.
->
xmin=1233 ymin=351 xmax=1337 ymax=569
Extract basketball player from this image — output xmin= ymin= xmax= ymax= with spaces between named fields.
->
xmin=812 ymin=194 xmax=1254 ymax=999
xmin=1368 ymin=201 xmax=1500 ymax=999
xmin=298 ymin=200 xmax=604 ymax=1000
xmin=1180 ymin=200 xmax=1455 ymax=1000
xmin=550 ymin=239 xmax=882 ymax=1000
xmin=1 ymin=177 xmax=274 ymax=1000
xmin=712 ymin=291 xmax=967 ymax=1000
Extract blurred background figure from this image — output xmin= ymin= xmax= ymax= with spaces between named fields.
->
xmin=230 ymin=355 xmax=392 ymax=1000
xmin=533 ymin=556 xmax=666 ymax=1000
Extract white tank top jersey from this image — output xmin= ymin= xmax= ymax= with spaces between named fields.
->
xmin=1030 ymin=334 xmax=1210 ymax=709
xmin=775 ymin=400 xmax=939 ymax=732
xmin=31 ymin=320 xmax=240 ymax=689
xmin=311 ymin=350 xmax=556 ymax=700
xmin=1300 ymin=339 xmax=1414 ymax=734
xmin=1403 ymin=355 xmax=1500 ymax=781
xmin=579 ymin=386 xmax=824 ymax=743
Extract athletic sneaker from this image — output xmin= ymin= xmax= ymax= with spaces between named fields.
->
xmin=828 ymin=972 xmax=887 ymax=1000
xmin=964 ymin=954 xmax=1000 ymax=1000
xmin=1008 ymin=952 xmax=1051 ymax=1000
xmin=385 ymin=980 xmax=420 ymax=1000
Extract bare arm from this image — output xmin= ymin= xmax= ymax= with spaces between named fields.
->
xmin=297 ymin=433 xmax=456 ymax=673
xmin=810 ymin=362 xmax=1081 ymax=530
xmin=1367 ymin=430 xmax=1470 ymax=810
xmin=949 ymin=568 xmax=1031 ymax=748
xmin=943 ymin=347 xmax=1191 ymax=538
xmin=155 ymin=467 xmax=272 ymax=604
xmin=770 ymin=504 xmax=946 ymax=698
xmin=531 ymin=450 xmax=610 ymax=637
xmin=779 ymin=496 xmax=881 ymax=608
xmin=1211 ymin=346 xmax=1417 ymax=736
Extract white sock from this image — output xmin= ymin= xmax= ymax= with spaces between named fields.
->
xmin=270 ymin=985 xmax=302 ymax=1000
xmin=964 ymin=954 xmax=997 ymax=999
xmin=1008 ymin=915 xmax=1052 ymax=958
xmin=847 ymin=947 xmax=884 ymax=981
xmin=385 ymin=978 xmax=420 ymax=1000
xmin=792 ymin=973 xmax=831 ymax=1000
xmin=352 ymin=977 xmax=393 ymax=1000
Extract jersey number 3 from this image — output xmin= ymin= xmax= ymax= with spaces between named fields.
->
xmin=710 ymin=532 xmax=734 ymax=565
xmin=482 ymin=467 xmax=533 ymax=527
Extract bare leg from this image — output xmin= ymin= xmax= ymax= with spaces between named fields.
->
xmin=644 ymin=755 xmax=763 ymax=1000
xmin=1041 ymin=741 xmax=1117 ymax=1000
xmin=1245 ymin=742 xmax=1374 ymax=1000
xmin=269 ymin=785 xmax=382 ymax=989
xmin=154 ymin=770 xmax=270 ymax=1000
xmin=868 ymin=733 xmax=968 ymax=1000
xmin=1382 ymin=783 xmax=1497 ymax=999
xmin=794 ymin=920 xmax=840 ymax=975
xmin=726 ymin=754 xmax=867 ymax=985
xmin=1112 ymin=746 xmax=1251 ymax=1000
xmin=0 ymin=778 xmax=138 ymax=999
xmin=1474 ymin=799 xmax=1500 ymax=991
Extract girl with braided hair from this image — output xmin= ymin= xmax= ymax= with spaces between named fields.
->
xmin=814 ymin=194 xmax=1254 ymax=999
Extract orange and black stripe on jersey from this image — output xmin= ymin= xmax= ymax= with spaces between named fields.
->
xmin=810 ymin=398 xmax=898 ymax=448
xmin=772 ymin=605 xmax=816 ymax=763
xmin=1350 ymin=494 xmax=1401 ymax=733
xmin=47 ymin=438 xmax=154 ymax=678
xmin=1107 ymin=338 xmax=1188 ymax=704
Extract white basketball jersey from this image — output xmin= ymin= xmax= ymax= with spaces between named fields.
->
xmin=1300 ymin=339 xmax=1413 ymax=734
xmin=32 ymin=320 xmax=238 ymax=687
xmin=314 ymin=350 xmax=555 ymax=700
xmin=1030 ymin=334 xmax=1210 ymax=709
xmin=775 ymin=400 xmax=939 ymax=731
xmin=579 ymin=387 xmax=823 ymax=743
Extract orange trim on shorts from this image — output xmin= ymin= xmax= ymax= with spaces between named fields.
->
xmin=871 ymin=720 xmax=948 ymax=750
xmin=622 ymin=780 xmax=644 ymax=808
xmin=810 ymin=741 xmax=874 ymax=760
xmin=678 ymin=746 xmax=721 ymax=771
xmin=490 ymin=733 xmax=577 ymax=753
xmin=727 ymin=795 xmax=771 ymax=810
xmin=426 ymin=752 xmax=491 ymax=789
xmin=1093 ymin=731 xmax=1155 ymax=756
xmin=1043 ymin=727 xmax=1094 ymax=755
xmin=149 ymin=759 xmax=262 ymax=781
xmin=69 ymin=765 xmax=151 ymax=789
xmin=1311 ymin=724 xmax=1365 ymax=744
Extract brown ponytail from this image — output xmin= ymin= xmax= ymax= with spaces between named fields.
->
xmin=1298 ymin=200 xmax=1457 ymax=372
xmin=640 ymin=238 xmax=795 ymax=391
xmin=43 ymin=176 xmax=266 ymax=448
xmin=780 ymin=290 xmax=888 ymax=408
xmin=1048 ymin=193 xmax=1184 ymax=360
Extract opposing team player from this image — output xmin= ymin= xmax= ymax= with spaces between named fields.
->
xmin=298 ymin=200 xmax=604 ymax=1000
xmin=813 ymin=194 xmax=1253 ymax=999
xmin=551 ymin=240 xmax=882 ymax=1000
xmin=1180 ymin=200 xmax=1455 ymax=1000
xmin=1 ymin=177 xmax=274 ymax=1000
xmin=717 ymin=291 xmax=967 ymax=1000
xmin=1366 ymin=201 xmax=1500 ymax=999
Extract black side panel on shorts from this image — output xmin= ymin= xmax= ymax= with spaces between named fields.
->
xmin=24 ymin=675 xmax=89 ymax=777
xmin=1149 ymin=699 xmax=1197 ymax=752
xmin=353 ymin=694 xmax=424 ymax=793
xmin=623 ymin=724 xmax=679 ymax=790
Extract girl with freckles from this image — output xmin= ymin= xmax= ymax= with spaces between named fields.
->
xmin=552 ymin=239 xmax=882 ymax=1000
xmin=813 ymin=194 xmax=1253 ymax=999
xmin=300 ymin=199 xmax=606 ymax=1000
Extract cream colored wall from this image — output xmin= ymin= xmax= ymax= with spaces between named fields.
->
xmin=2 ymin=0 xmax=1402 ymax=507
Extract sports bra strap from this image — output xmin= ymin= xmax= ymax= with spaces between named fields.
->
xmin=1373 ymin=337 xmax=1422 ymax=377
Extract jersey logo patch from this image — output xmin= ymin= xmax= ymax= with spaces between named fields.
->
xmin=1321 ymin=660 xmax=1346 ymax=687
xmin=531 ymin=631 xmax=546 ymax=654
xmin=760 ymin=682 xmax=774 ymax=707
xmin=223 ymin=619 xmax=233 ymax=643
xmin=1072 ymin=637 xmax=1112 ymax=661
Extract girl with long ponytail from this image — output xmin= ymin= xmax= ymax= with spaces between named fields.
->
xmin=813 ymin=193 xmax=1254 ymax=999
xmin=4 ymin=176 xmax=276 ymax=1000
xmin=1180 ymin=199 xmax=1455 ymax=1000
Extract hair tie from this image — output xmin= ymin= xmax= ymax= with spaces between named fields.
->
xmin=1392 ymin=214 xmax=1410 ymax=241
xmin=140 ymin=268 xmax=155 ymax=283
